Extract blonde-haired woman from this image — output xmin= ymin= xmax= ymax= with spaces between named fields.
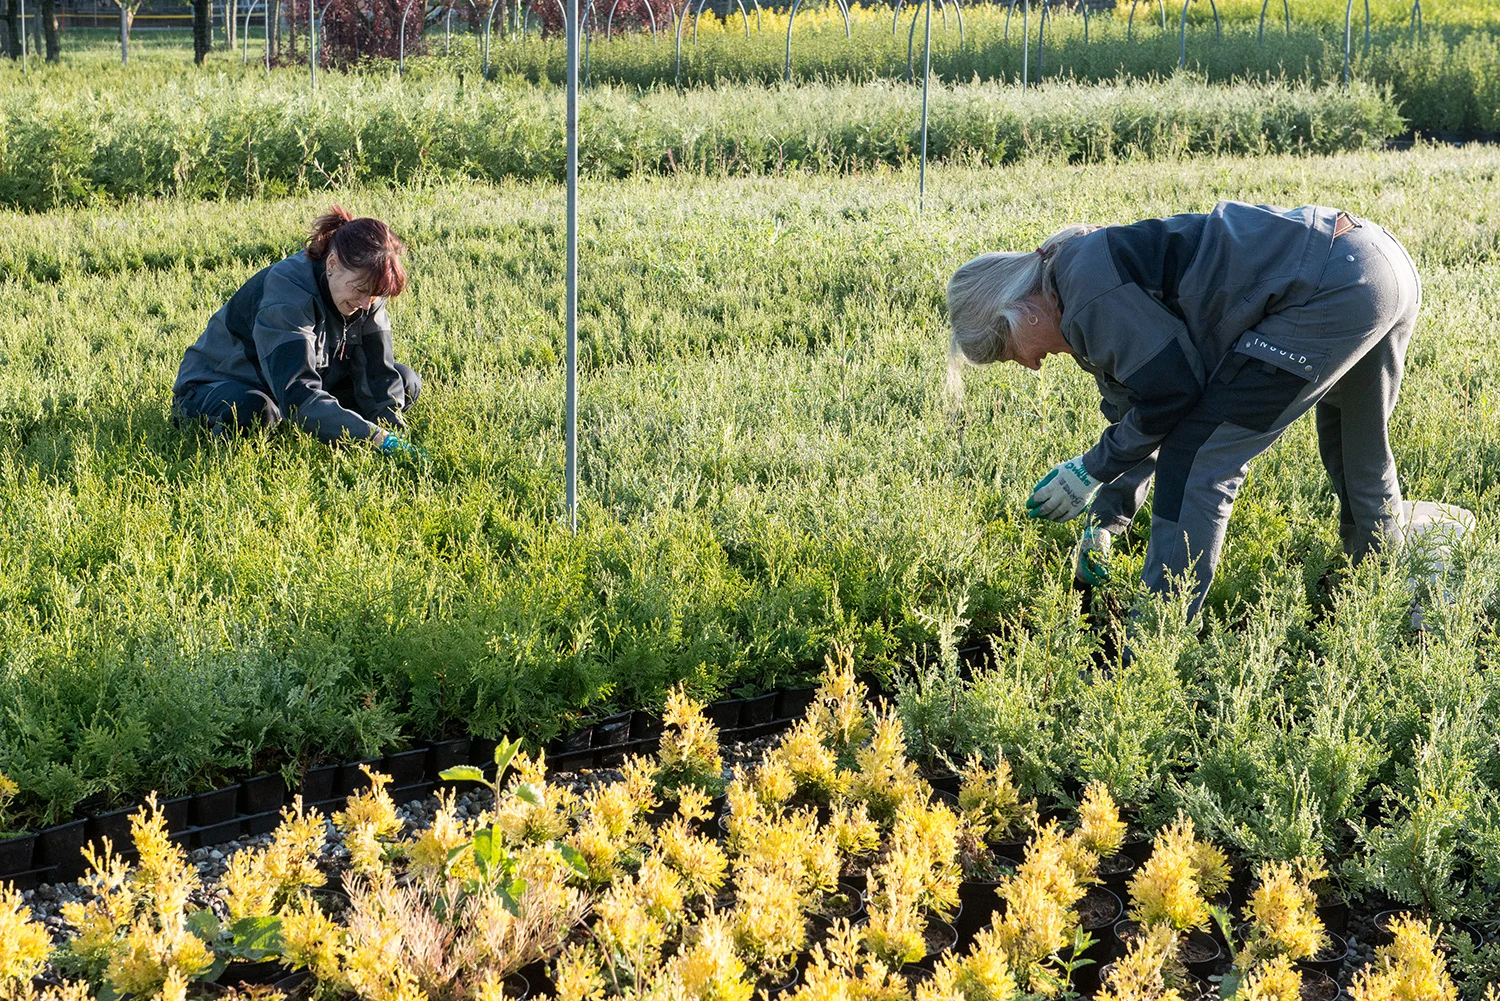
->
xmin=948 ymin=202 xmax=1421 ymax=618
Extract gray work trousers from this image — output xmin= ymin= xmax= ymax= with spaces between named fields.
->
xmin=1088 ymin=221 xmax=1421 ymax=618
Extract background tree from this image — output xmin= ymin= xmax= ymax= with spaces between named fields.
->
xmin=3 ymin=0 xmax=21 ymax=60
xmin=193 ymin=0 xmax=211 ymax=61
xmin=111 ymin=0 xmax=143 ymax=63
xmin=39 ymin=0 xmax=57 ymax=60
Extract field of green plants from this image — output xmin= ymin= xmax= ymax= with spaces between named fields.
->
xmin=2 ymin=0 xmax=1500 ymax=992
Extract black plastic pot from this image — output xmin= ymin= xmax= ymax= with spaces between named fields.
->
xmin=219 ymin=958 xmax=286 ymax=986
xmin=1120 ymin=829 xmax=1153 ymax=864
xmin=37 ymin=818 xmax=88 ymax=880
xmin=0 ymin=833 xmax=36 ymax=876
xmin=593 ymin=712 xmax=634 ymax=767
xmin=1099 ymin=852 xmax=1137 ymax=895
xmin=925 ymin=771 xmax=961 ymax=796
xmin=814 ymin=881 xmax=867 ymax=924
xmin=503 ymin=971 xmax=531 ymax=1000
xmin=88 ymin=807 xmax=136 ymax=850
xmin=382 ymin=749 xmax=428 ymax=788
xmin=298 ymin=763 xmax=338 ymax=804
xmin=1315 ymin=895 xmax=1350 ymax=937
xmin=428 ymin=738 xmax=472 ymax=781
xmin=392 ymin=782 xmax=436 ymax=806
xmin=337 ymin=757 xmax=384 ymax=797
xmin=774 ymin=686 xmax=817 ymax=721
xmin=759 ymin=965 xmax=799 ymax=999
xmin=271 ymin=971 xmax=310 ymax=997
xmin=556 ymin=727 xmax=593 ymax=754
xmin=1296 ymin=932 xmax=1349 ymax=978
xmin=1303 ymin=970 xmax=1340 ymax=1001
xmin=739 ymin=693 xmax=778 ymax=727
xmin=1372 ymin=910 xmax=1486 ymax=950
xmin=471 ymin=737 xmax=502 ymax=770
xmin=931 ymin=790 xmax=960 ymax=812
xmin=240 ymin=774 xmax=286 ymax=815
xmin=956 ymin=878 xmax=1004 ymax=938
xmin=159 ymin=795 xmax=193 ymax=832
xmin=195 ymin=819 xmax=245 ymax=847
xmin=910 ymin=920 xmax=959 ymax=972
xmin=243 ymin=810 xmax=282 ymax=837
xmin=630 ymin=711 xmax=666 ymax=741
xmin=515 ymin=960 xmax=553 ymax=998
xmin=1180 ymin=929 xmax=1222 ymax=978
xmin=705 ymin=698 xmax=745 ymax=730
xmin=192 ymin=784 xmax=242 ymax=827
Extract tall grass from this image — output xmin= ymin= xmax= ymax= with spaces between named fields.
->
xmin=0 ymin=147 xmax=1497 ymax=832
xmin=0 ymin=74 xmax=1400 ymax=210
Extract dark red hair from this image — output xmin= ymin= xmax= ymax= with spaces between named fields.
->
xmin=306 ymin=205 xmax=408 ymax=298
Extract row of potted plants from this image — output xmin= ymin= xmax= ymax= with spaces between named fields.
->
xmin=0 ymin=686 xmax=818 ymax=888
xmin=0 ymin=652 xmax=1487 ymax=1001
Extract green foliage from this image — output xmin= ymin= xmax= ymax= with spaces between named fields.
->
xmin=0 ymin=73 xmax=1401 ymax=211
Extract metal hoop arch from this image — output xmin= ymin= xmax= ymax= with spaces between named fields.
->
xmin=1342 ymin=0 xmax=1369 ymax=85
xmin=1409 ymin=0 xmax=1421 ymax=37
xmin=691 ymin=0 xmax=751 ymax=44
xmin=605 ymin=0 xmax=658 ymax=39
xmin=242 ymin=0 xmax=259 ymax=63
xmin=1177 ymin=0 xmax=1221 ymax=71
xmin=398 ymin=0 xmax=419 ymax=75
xmin=1257 ymin=0 xmax=1289 ymax=44
xmin=1036 ymin=0 xmax=1050 ymax=80
xmin=1126 ymin=0 xmax=1166 ymax=41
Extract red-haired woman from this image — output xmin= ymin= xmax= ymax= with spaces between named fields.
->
xmin=173 ymin=206 xmax=424 ymax=457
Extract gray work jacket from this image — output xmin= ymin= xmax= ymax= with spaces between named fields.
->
xmin=173 ymin=251 xmax=405 ymax=443
xmin=1050 ymin=201 xmax=1342 ymax=483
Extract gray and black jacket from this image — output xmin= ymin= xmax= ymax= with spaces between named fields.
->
xmin=173 ymin=251 xmax=406 ymax=443
xmin=1049 ymin=200 xmax=1342 ymax=483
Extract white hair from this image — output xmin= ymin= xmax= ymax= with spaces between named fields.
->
xmin=945 ymin=224 xmax=1102 ymax=402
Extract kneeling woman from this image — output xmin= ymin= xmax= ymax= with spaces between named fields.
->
xmin=947 ymin=202 xmax=1421 ymax=618
xmin=174 ymin=206 xmax=424 ymax=457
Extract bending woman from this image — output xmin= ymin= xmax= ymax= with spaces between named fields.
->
xmin=947 ymin=202 xmax=1421 ymax=617
xmin=174 ymin=206 xmax=424 ymax=457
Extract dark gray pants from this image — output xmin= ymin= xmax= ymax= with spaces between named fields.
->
xmin=176 ymin=364 xmax=422 ymax=431
xmin=1089 ymin=222 xmax=1421 ymax=617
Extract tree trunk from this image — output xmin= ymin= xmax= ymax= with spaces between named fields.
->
xmin=193 ymin=0 xmax=210 ymax=61
xmin=226 ymin=0 xmax=236 ymax=50
xmin=270 ymin=0 xmax=280 ymax=57
xmin=39 ymin=0 xmax=56 ymax=61
xmin=3 ymin=0 xmax=20 ymax=60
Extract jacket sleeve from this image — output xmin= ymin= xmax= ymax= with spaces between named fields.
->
xmin=1066 ymin=283 xmax=1207 ymax=483
xmin=357 ymin=300 xmax=407 ymax=428
xmin=252 ymin=269 xmax=380 ymax=444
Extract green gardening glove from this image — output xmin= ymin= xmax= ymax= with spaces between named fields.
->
xmin=1074 ymin=525 xmax=1113 ymax=586
xmin=379 ymin=433 xmax=429 ymax=464
xmin=1026 ymin=455 xmax=1099 ymax=522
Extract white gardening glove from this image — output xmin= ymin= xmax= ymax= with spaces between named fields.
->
xmin=1026 ymin=455 xmax=1099 ymax=523
xmin=1074 ymin=525 xmax=1112 ymax=585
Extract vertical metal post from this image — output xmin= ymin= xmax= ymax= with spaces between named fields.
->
xmin=310 ymin=0 xmax=317 ymax=90
xmin=20 ymin=0 xmax=27 ymax=73
xmin=918 ymin=0 xmax=930 ymax=214
xmin=565 ymin=0 xmax=579 ymax=533
xmin=1020 ymin=0 xmax=1027 ymax=92
xmin=121 ymin=1 xmax=129 ymax=64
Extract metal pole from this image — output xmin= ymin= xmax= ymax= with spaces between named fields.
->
xmin=565 ymin=0 xmax=578 ymax=534
xmin=1020 ymin=0 xmax=1027 ymax=92
xmin=20 ymin=0 xmax=27 ymax=73
xmin=918 ymin=0 xmax=931 ymax=215
xmin=120 ymin=0 xmax=129 ymax=62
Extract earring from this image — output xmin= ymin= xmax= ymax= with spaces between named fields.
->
xmin=1027 ymin=314 xmax=1040 ymax=326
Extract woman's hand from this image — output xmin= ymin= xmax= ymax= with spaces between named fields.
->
xmin=1026 ymin=455 xmax=1099 ymax=522
xmin=378 ymin=431 xmax=429 ymax=464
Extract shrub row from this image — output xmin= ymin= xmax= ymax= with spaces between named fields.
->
xmin=0 ymin=75 xmax=1400 ymax=209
